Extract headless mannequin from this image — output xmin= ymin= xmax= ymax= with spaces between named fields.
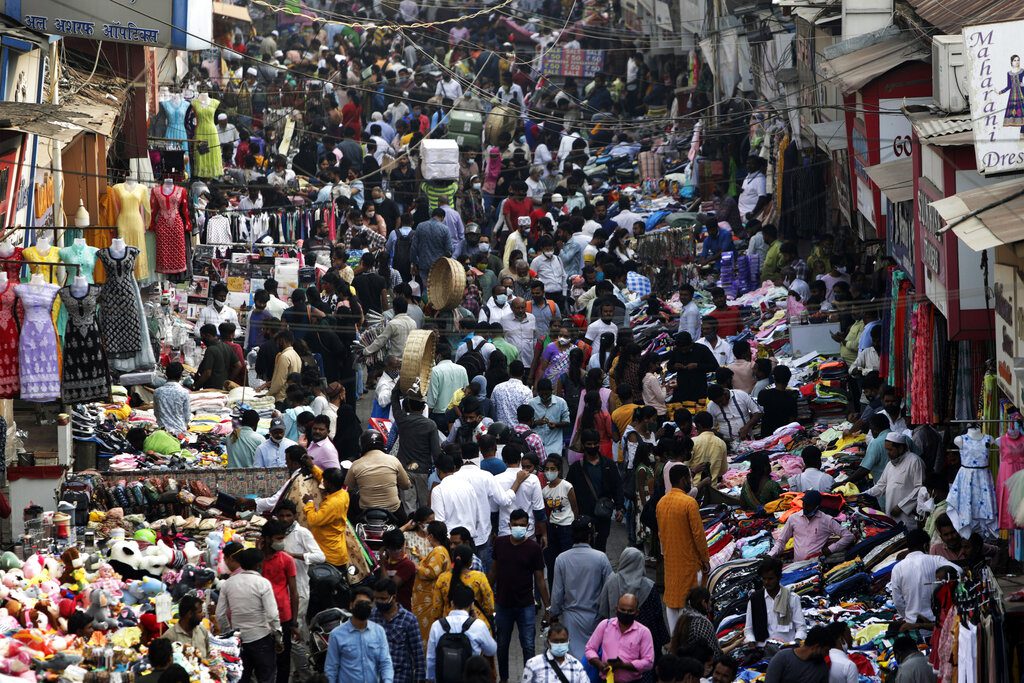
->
xmin=109 ymin=238 xmax=127 ymax=259
xmin=74 ymin=237 xmax=87 ymax=248
xmin=162 ymin=178 xmax=175 ymax=194
xmin=172 ymin=91 xmax=182 ymax=105
xmin=0 ymin=241 xmax=13 ymax=258
xmin=124 ymin=176 xmax=137 ymax=192
xmin=198 ymin=92 xmax=211 ymax=106
xmin=29 ymin=273 xmax=45 ymax=286
xmin=70 ymin=275 xmax=88 ymax=297
xmin=955 ymin=426 xmax=984 ymax=450
xmin=35 ymin=237 xmax=51 ymax=257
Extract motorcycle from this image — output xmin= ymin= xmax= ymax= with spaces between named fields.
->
xmin=354 ymin=507 xmax=397 ymax=554
xmin=308 ymin=607 xmax=348 ymax=671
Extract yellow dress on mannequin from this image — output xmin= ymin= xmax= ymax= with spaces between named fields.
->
xmin=110 ymin=182 xmax=152 ymax=280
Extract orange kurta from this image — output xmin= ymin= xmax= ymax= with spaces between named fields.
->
xmin=657 ymin=488 xmax=710 ymax=609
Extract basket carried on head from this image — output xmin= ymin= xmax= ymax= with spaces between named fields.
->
xmin=400 ymin=329 xmax=437 ymax=393
xmin=427 ymin=257 xmax=467 ymax=311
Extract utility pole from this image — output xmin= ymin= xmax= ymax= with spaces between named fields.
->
xmin=49 ymin=39 xmax=64 ymax=232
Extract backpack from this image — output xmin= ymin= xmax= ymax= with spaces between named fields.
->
xmin=525 ymin=299 xmax=557 ymax=317
xmin=507 ymin=427 xmax=539 ymax=456
xmin=458 ymin=339 xmax=486 ymax=378
xmin=435 ymin=617 xmax=475 ymax=683
xmin=392 ymin=228 xmax=413 ymax=281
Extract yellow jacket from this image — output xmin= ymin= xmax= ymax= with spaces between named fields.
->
xmin=304 ymin=488 xmax=350 ymax=566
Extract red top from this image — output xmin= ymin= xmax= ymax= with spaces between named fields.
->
xmin=504 ymin=197 xmax=534 ymax=228
xmin=381 ymin=555 xmax=417 ymax=610
xmin=262 ymin=551 xmax=297 ymax=623
xmin=708 ymin=306 xmax=742 ymax=337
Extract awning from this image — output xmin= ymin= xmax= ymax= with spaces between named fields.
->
xmin=905 ymin=0 xmax=1024 ymax=35
xmin=864 ymin=158 xmax=913 ymax=203
xmin=819 ymin=37 xmax=929 ymax=93
xmin=809 ymin=119 xmax=847 ymax=152
xmin=907 ymin=109 xmax=974 ymax=147
xmin=0 ymin=102 xmax=99 ymax=143
xmin=212 ymin=2 xmax=252 ymax=22
xmin=930 ymin=177 xmax=1024 ymax=251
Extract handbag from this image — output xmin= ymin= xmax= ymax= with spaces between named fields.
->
xmin=581 ymin=464 xmax=615 ymax=520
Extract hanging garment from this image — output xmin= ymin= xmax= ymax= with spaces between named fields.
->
xmin=97 ymin=247 xmax=144 ymax=357
xmin=0 ymin=246 xmax=23 ymax=280
xmin=192 ymin=98 xmax=224 ymax=178
xmin=59 ymin=285 xmax=110 ymax=403
xmin=110 ymin=183 xmax=153 ymax=280
xmin=15 ymin=282 xmax=60 ymax=402
xmin=58 ymin=242 xmax=100 ymax=283
xmin=22 ymin=245 xmax=65 ymax=334
xmin=997 ymin=431 xmax=1024 ymax=529
xmin=0 ymin=279 xmax=18 ymax=398
xmin=162 ymin=98 xmax=190 ymax=150
xmin=150 ymin=184 xmax=191 ymax=274
xmin=947 ymin=433 xmax=998 ymax=538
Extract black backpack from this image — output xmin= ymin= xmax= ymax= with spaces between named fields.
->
xmin=458 ymin=339 xmax=486 ymax=378
xmin=435 ymin=617 xmax=475 ymax=683
xmin=507 ymin=427 xmax=538 ymax=454
xmin=392 ymin=228 xmax=413 ymax=281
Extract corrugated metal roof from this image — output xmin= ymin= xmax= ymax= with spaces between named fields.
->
xmin=819 ymin=36 xmax=930 ymax=93
xmin=809 ymin=119 xmax=848 ymax=151
xmin=905 ymin=0 xmax=1024 ymax=34
xmin=865 ymin=158 xmax=914 ymax=203
xmin=907 ymin=111 xmax=973 ymax=140
xmin=931 ymin=177 xmax=1024 ymax=250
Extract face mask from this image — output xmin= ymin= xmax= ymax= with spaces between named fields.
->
xmin=596 ymin=272 xmax=605 ymax=281
xmin=550 ymin=643 xmax=570 ymax=658
xmin=473 ymin=183 xmax=482 ymax=191
xmin=374 ymin=197 xmax=383 ymax=204
xmin=558 ymin=336 xmax=570 ymax=345
xmin=584 ymin=445 xmax=600 ymax=457
xmin=1010 ymin=423 xmax=1022 ymax=438
xmin=213 ymin=300 xmax=224 ymax=310
xmin=270 ymin=541 xmax=285 ymax=551
xmin=495 ymin=294 xmax=508 ymax=306
xmin=543 ymin=250 xmax=554 ymax=258
xmin=479 ymin=243 xmax=491 ymax=253
xmin=270 ymin=435 xmax=283 ymax=444
xmin=375 ymin=599 xmax=393 ymax=612
xmin=616 ymin=611 xmax=636 ymax=626
xmin=510 ymin=526 xmax=529 ymax=540
xmin=544 ymin=470 xmax=558 ymax=482
xmin=350 ymin=601 xmax=373 ymax=620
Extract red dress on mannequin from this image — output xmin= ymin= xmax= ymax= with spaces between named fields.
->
xmin=149 ymin=184 xmax=191 ymax=274
xmin=0 ymin=278 xmax=19 ymax=397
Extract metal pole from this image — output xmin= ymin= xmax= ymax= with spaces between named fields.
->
xmin=49 ymin=40 xmax=64 ymax=239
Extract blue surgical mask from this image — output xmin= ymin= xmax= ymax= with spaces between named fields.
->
xmin=374 ymin=197 xmax=383 ymax=204
xmin=550 ymin=643 xmax=570 ymax=658
xmin=510 ymin=526 xmax=529 ymax=540
xmin=544 ymin=470 xmax=558 ymax=482
xmin=495 ymin=294 xmax=508 ymax=306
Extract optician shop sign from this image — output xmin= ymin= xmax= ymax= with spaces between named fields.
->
xmin=17 ymin=0 xmax=185 ymax=48
xmin=964 ymin=20 xmax=1024 ymax=174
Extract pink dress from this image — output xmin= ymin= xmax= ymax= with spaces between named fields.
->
xmin=997 ymin=432 xmax=1024 ymax=529
xmin=150 ymin=185 xmax=191 ymax=274
xmin=0 ymin=279 xmax=18 ymax=397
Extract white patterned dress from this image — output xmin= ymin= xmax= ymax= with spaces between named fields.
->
xmin=947 ymin=433 xmax=998 ymax=538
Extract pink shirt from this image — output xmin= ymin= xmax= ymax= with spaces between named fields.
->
xmin=307 ymin=438 xmax=340 ymax=470
xmin=769 ymin=511 xmax=854 ymax=561
xmin=585 ymin=618 xmax=654 ymax=682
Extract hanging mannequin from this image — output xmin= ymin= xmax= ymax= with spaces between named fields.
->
xmin=29 ymin=273 xmax=45 ymax=285
xmin=948 ymin=423 xmax=997 ymax=539
xmin=59 ymin=236 xmax=100 ymax=285
xmin=59 ymin=273 xmax=110 ymax=403
xmin=34 ymin=236 xmax=51 ymax=257
xmin=150 ymin=176 xmax=191 ymax=277
xmin=192 ymin=92 xmax=223 ymax=178
xmin=74 ymin=237 xmax=87 ymax=248
xmin=0 ymin=241 xmax=14 ymax=258
xmin=998 ymin=414 xmax=1024 ymax=531
xmin=172 ymin=90 xmax=182 ymax=105
xmin=14 ymin=273 xmax=61 ymax=402
xmin=199 ymin=91 xmax=211 ymax=105
xmin=109 ymin=176 xmax=150 ymax=279
xmin=109 ymin=237 xmax=127 ymax=259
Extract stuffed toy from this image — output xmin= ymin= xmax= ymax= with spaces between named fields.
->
xmin=139 ymin=611 xmax=166 ymax=644
xmin=120 ymin=577 xmax=166 ymax=606
xmin=89 ymin=563 xmax=123 ymax=599
xmin=84 ymin=588 xmax=119 ymax=631
xmin=169 ymin=566 xmax=216 ymax=600
xmin=59 ymin=548 xmax=88 ymax=588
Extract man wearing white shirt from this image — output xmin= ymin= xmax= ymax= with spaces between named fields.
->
xmin=788 ymin=446 xmax=835 ymax=493
xmin=425 ymin=585 xmax=498 ymax=681
xmin=889 ymin=529 xmax=958 ymax=623
xmin=435 ymin=73 xmax=464 ymax=100
xmin=706 ymin=384 xmax=761 ymax=444
xmin=676 ymin=283 xmax=701 ymax=341
xmin=860 ymin=433 xmax=925 ymax=526
xmin=195 ymin=284 xmax=239 ymax=339
xmin=254 ymin=418 xmax=296 ymax=468
xmin=738 ymin=156 xmax=769 ymax=219
xmin=479 ymin=285 xmax=514 ymax=324
xmin=530 ymin=237 xmax=567 ymax=299
xmin=585 ymin=305 xmax=619 ymax=345
xmin=612 ymin=195 xmax=644 ymax=231
xmin=492 ymin=444 xmax=548 ymax=541
xmin=698 ymin=321 xmax=735 ymax=366
xmin=526 ymin=167 xmax=546 ymax=200
xmin=431 ymin=454 xmax=489 ymax=544
xmin=262 ymin=279 xmax=289 ymax=319
xmin=743 ymin=557 xmax=806 ymax=645
xmin=500 ymin=299 xmax=538 ymax=368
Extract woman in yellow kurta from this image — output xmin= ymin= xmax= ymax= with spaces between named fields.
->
xmin=431 ymin=543 xmax=495 ymax=634
xmin=412 ymin=521 xmax=451 ymax=643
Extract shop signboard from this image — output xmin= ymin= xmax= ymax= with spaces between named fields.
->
xmin=918 ymin=183 xmax=949 ymax=319
xmin=963 ymin=20 xmax=1024 ymax=175
xmin=886 ymin=198 xmax=915 ymax=280
xmin=539 ymin=49 xmax=605 ymax=78
xmin=995 ymin=264 xmax=1017 ymax=398
xmin=18 ymin=0 xmax=186 ymax=49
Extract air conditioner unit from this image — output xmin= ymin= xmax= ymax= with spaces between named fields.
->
xmin=932 ymin=35 xmax=969 ymax=113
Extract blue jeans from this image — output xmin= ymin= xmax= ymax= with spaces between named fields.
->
xmin=495 ymin=604 xmax=536 ymax=682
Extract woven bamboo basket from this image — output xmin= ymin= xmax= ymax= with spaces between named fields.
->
xmin=400 ymin=329 xmax=437 ymax=393
xmin=427 ymin=257 xmax=467 ymax=311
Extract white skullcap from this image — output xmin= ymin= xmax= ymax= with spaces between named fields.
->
xmin=246 ymin=67 xmax=258 ymax=76
xmin=217 ymin=113 xmax=227 ymax=121
xmin=885 ymin=432 xmax=906 ymax=445
xmin=271 ymin=30 xmax=279 ymax=36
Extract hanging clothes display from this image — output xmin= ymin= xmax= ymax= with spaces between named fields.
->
xmin=0 ymin=278 xmax=18 ymax=398
xmin=996 ymin=420 xmax=1024 ymax=530
xmin=947 ymin=430 xmax=998 ymax=538
xmin=909 ymin=303 xmax=935 ymax=424
xmin=22 ymin=244 xmax=65 ymax=336
xmin=58 ymin=242 xmax=100 ymax=283
xmin=97 ymin=247 xmax=144 ymax=357
xmin=110 ymin=183 xmax=153 ymax=280
xmin=162 ymin=97 xmax=190 ymax=150
xmin=0 ymin=246 xmax=23 ymax=280
xmin=150 ymin=184 xmax=192 ymax=274
xmin=59 ymin=285 xmax=110 ymax=403
xmin=192 ymin=97 xmax=224 ymax=178
xmin=14 ymin=281 xmax=60 ymax=402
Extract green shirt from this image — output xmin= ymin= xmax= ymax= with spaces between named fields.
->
xmin=761 ymin=240 xmax=784 ymax=284
xmin=492 ymin=338 xmax=521 ymax=365
xmin=143 ymin=431 xmax=184 ymax=456
xmin=840 ymin=320 xmax=865 ymax=364
xmin=426 ymin=360 xmax=469 ymax=413
xmin=226 ymin=426 xmax=263 ymax=469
